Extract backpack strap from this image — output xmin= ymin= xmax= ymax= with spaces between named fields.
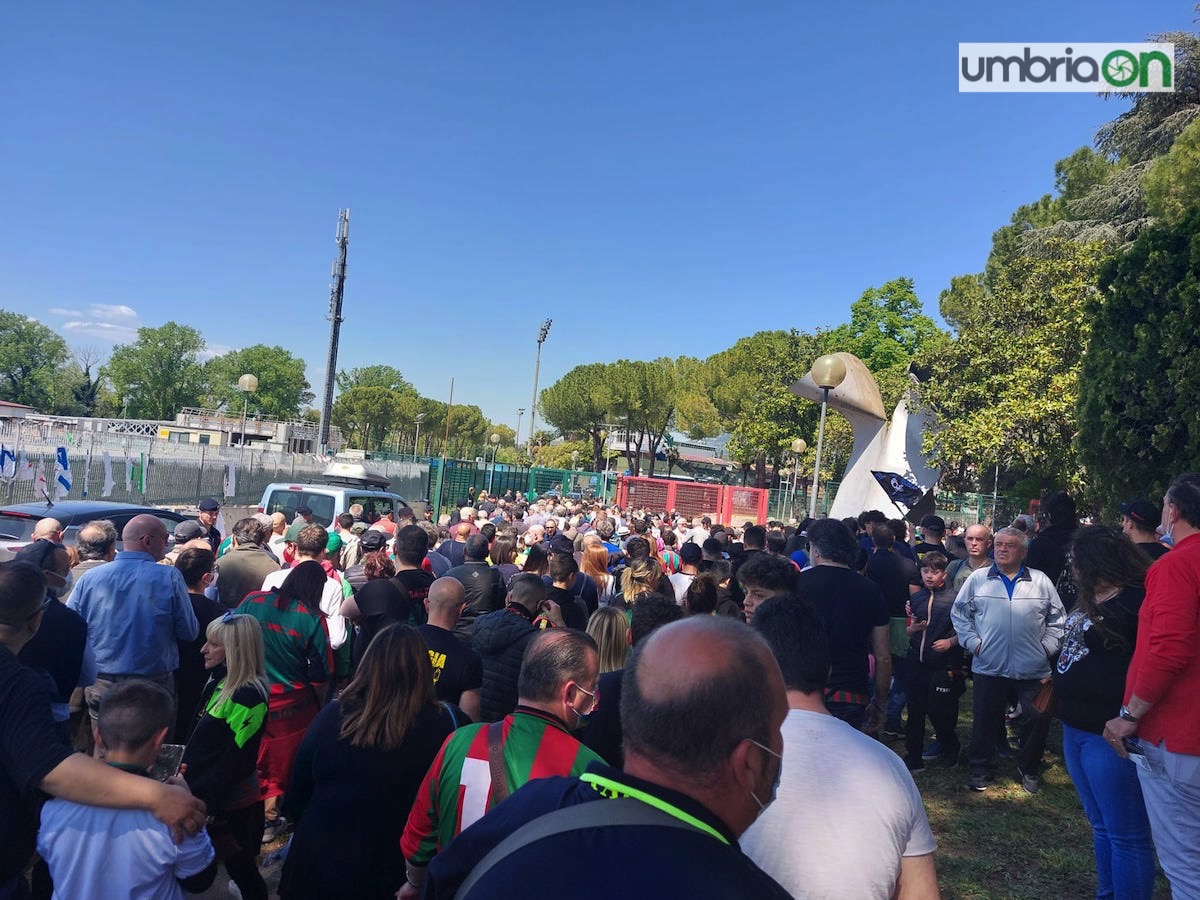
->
xmin=486 ymin=720 xmax=509 ymax=805
xmin=452 ymin=798 xmax=704 ymax=899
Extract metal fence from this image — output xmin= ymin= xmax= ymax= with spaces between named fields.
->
xmin=765 ymin=482 xmax=1029 ymax=527
xmin=0 ymin=432 xmax=429 ymax=512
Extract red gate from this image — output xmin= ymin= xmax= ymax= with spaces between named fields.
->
xmin=615 ymin=476 xmax=768 ymax=526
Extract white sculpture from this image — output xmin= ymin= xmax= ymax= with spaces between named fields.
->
xmin=790 ymin=352 xmax=940 ymax=520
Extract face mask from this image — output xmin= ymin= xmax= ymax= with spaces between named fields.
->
xmin=569 ymin=684 xmax=597 ymax=729
xmin=60 ymin=569 xmax=74 ymax=595
xmin=747 ymin=738 xmax=783 ymax=815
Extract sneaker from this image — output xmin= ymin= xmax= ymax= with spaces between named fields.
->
xmin=968 ymin=772 xmax=990 ymax=792
xmin=261 ymin=817 xmax=290 ymax=844
xmin=1017 ymin=767 xmax=1040 ymax=794
xmin=921 ymin=740 xmax=944 ymax=760
xmin=996 ymin=738 xmax=1016 ymax=759
xmin=905 ymin=757 xmax=926 ymax=774
xmin=934 ymin=752 xmax=961 ymax=769
xmin=882 ymin=724 xmax=904 ymax=740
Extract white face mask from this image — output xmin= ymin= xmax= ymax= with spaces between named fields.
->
xmin=747 ymin=739 xmax=783 ymax=817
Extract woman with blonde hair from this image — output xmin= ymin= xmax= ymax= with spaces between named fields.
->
xmin=586 ymin=606 xmax=630 ymax=673
xmin=182 ymin=612 xmax=271 ymax=899
xmin=581 ymin=542 xmax=615 ymax=606
xmin=617 ymin=557 xmax=666 ymax=606
xmin=279 ymin=624 xmax=457 ymax=900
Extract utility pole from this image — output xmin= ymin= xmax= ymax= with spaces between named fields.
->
xmin=527 ymin=319 xmax=552 ymax=453
xmin=318 ymin=209 xmax=350 ymax=455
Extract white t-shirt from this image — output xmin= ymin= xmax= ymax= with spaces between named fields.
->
xmin=668 ymin=572 xmax=695 ymax=605
xmin=39 ymin=799 xmax=214 ymax=900
xmin=262 ymin=567 xmax=348 ymax=649
xmin=741 ymin=708 xmax=937 ymax=900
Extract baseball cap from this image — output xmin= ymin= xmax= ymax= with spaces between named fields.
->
xmin=296 ymin=505 xmax=313 ymax=517
xmin=284 ymin=521 xmax=307 ymax=543
xmin=14 ymin=540 xmax=67 ymax=590
xmin=919 ymin=515 xmax=946 ymax=534
xmin=1119 ymin=499 xmax=1160 ymax=530
xmin=360 ymin=530 xmax=388 ymax=552
xmin=174 ymin=520 xmax=207 ymax=543
xmin=325 ymin=532 xmax=344 ymax=554
xmin=198 ymin=498 xmax=220 ymax=512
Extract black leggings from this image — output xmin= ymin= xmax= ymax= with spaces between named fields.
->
xmin=209 ymin=801 xmax=268 ymax=900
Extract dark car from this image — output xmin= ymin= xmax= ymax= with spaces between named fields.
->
xmin=0 ymin=501 xmax=190 ymax=561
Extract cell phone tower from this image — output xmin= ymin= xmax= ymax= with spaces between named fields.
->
xmin=318 ymin=209 xmax=350 ymax=455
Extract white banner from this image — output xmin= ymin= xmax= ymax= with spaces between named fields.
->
xmin=102 ymin=451 xmax=116 ymax=498
xmin=960 ymin=43 xmax=1175 ymax=92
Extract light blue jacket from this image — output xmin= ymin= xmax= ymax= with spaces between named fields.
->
xmin=951 ymin=564 xmax=1065 ymax=680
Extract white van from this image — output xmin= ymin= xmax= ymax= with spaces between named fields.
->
xmin=257 ymin=461 xmax=410 ymax=527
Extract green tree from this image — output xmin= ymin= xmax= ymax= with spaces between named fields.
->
xmin=706 ymin=330 xmax=822 ymax=486
xmin=532 ymin=439 xmax=592 ymax=471
xmin=331 ymin=386 xmax=405 ymax=450
xmin=918 ymin=241 xmax=1109 ymax=491
xmin=1077 ymin=210 xmax=1200 ymax=510
xmin=0 ymin=311 xmax=71 ymax=410
xmin=204 ymin=345 xmax=314 ymax=419
xmin=335 ymin=364 xmax=414 ymax=394
xmin=538 ymin=363 xmax=614 ymax=470
xmin=1144 ymin=118 xmax=1200 ymax=225
xmin=104 ymin=322 xmax=206 ymax=420
xmin=826 ymin=278 xmax=946 ymax=410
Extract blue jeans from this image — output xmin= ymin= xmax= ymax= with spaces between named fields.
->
xmin=1061 ymin=723 xmax=1155 ymax=899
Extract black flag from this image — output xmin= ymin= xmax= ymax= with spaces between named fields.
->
xmin=871 ymin=471 xmax=924 ymax=507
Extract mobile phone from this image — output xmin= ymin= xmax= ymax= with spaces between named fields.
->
xmin=150 ymin=743 xmax=187 ymax=782
xmin=1122 ymin=737 xmax=1144 ymax=756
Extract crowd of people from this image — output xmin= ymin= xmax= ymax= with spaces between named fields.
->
xmin=2 ymin=475 xmax=1199 ymax=899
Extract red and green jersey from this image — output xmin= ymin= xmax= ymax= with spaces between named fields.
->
xmin=401 ymin=706 xmax=600 ymax=865
xmin=235 ymin=590 xmax=332 ymax=696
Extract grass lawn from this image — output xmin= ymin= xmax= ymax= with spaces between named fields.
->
xmin=897 ymin=683 xmax=1171 ymax=899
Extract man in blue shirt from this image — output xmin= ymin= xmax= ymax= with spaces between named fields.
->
xmin=68 ymin=515 xmax=197 ymax=740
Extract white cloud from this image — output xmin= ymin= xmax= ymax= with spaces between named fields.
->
xmin=48 ymin=304 xmax=143 ymax=345
xmin=61 ymin=320 xmax=140 ymax=343
xmin=90 ymin=304 xmax=139 ymax=322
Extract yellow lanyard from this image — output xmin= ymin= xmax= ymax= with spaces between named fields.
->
xmin=580 ymin=772 xmax=730 ymax=845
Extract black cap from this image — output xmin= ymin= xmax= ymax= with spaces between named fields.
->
xmin=360 ymin=530 xmax=388 ymax=552
xmin=679 ymin=542 xmax=702 ymax=564
xmin=174 ymin=520 xmax=207 ymax=543
xmin=198 ymin=498 xmax=220 ymax=512
xmin=1119 ymin=500 xmax=1160 ymax=530
xmin=296 ymin=506 xmax=313 ymax=516
xmin=920 ymin=514 xmax=946 ymax=534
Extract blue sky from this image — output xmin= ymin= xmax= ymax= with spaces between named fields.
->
xmin=1 ymin=1 xmax=1194 ymax=431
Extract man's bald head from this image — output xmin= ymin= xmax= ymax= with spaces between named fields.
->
xmin=123 ymin=515 xmax=170 ymax=560
xmin=427 ymin=576 xmax=466 ymax=614
xmin=621 ymin=616 xmax=784 ymax=779
xmin=32 ymin=518 xmax=63 ymax=542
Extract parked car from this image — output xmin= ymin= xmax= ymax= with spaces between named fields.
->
xmin=0 ymin=501 xmax=190 ymax=561
xmin=258 ymin=462 xmax=411 ymax=528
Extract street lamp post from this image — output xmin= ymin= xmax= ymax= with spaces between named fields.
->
xmin=599 ymin=429 xmax=609 ymax=500
xmin=527 ymin=320 xmax=552 ymax=453
xmin=237 ymin=374 xmax=259 ymax=470
xmin=516 ymin=408 xmax=525 ymax=449
xmin=413 ymin=412 xmax=426 ymax=458
xmin=790 ymin=438 xmax=807 ymax=522
xmin=808 ymin=355 xmax=847 ymax=518
xmin=488 ymin=433 xmax=500 ymax=493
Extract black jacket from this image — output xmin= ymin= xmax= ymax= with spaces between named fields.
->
xmin=448 ymin=562 xmax=504 ymax=644
xmin=906 ymin=583 xmax=964 ymax=670
xmin=472 ymin=605 xmax=540 ymax=723
xmin=19 ymin=597 xmax=87 ymax=709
